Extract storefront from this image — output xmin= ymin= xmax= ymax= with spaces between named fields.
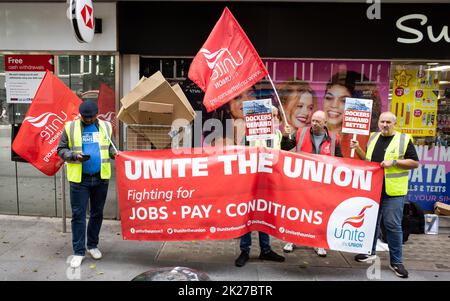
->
xmin=119 ymin=1 xmax=450 ymax=211
xmin=0 ymin=1 xmax=449 ymax=217
xmin=0 ymin=2 xmax=119 ymax=217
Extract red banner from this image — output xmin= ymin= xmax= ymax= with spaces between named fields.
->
xmin=117 ymin=146 xmax=384 ymax=254
xmin=188 ymin=7 xmax=268 ymax=113
xmin=12 ymin=71 xmax=82 ymax=176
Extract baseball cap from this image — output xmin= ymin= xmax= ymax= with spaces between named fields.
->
xmin=79 ymin=100 xmax=98 ymax=118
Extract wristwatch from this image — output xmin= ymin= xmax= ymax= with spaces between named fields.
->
xmin=392 ymin=160 xmax=398 ymax=167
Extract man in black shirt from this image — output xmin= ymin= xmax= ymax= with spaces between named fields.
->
xmin=350 ymin=111 xmax=419 ymax=278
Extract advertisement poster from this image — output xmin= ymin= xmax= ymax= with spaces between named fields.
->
xmin=117 ymin=146 xmax=384 ymax=254
xmin=408 ymin=145 xmax=450 ymax=211
xmin=5 ymin=55 xmax=54 ymax=104
xmin=341 ymin=98 xmax=373 ymax=136
xmin=243 ymin=98 xmax=273 ymax=141
xmin=259 ymin=59 xmax=390 ymax=158
xmin=391 ymin=66 xmax=440 ymax=137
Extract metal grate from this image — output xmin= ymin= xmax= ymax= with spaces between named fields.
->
xmin=124 ymin=124 xmax=187 ymax=151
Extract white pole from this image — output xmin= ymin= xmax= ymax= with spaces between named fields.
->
xmin=61 ymin=166 xmax=66 ymax=233
xmin=351 ymin=133 xmax=357 ymax=158
xmin=267 ymin=74 xmax=288 ymax=126
xmin=266 ymin=74 xmax=292 ymax=139
xmin=98 ymin=122 xmax=120 ymax=154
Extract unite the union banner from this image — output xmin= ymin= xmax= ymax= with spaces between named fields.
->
xmin=116 ymin=146 xmax=383 ymax=254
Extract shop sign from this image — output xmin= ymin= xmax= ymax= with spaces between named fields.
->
xmin=69 ymin=0 xmax=95 ymax=43
xmin=409 ymin=145 xmax=450 ymax=210
xmin=396 ymin=14 xmax=450 ymax=44
xmin=4 ymin=55 xmax=54 ymax=104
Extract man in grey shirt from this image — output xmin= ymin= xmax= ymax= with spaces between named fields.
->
xmin=281 ymin=110 xmax=343 ymax=256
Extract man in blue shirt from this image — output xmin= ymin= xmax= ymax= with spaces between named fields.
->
xmin=58 ymin=100 xmax=116 ymax=268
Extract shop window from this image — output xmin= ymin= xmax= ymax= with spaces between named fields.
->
xmin=0 ymin=54 xmax=117 ymax=218
xmin=390 ymin=62 xmax=450 ymax=145
xmin=390 ymin=62 xmax=450 ymax=212
xmin=0 ymin=54 xmax=18 ymax=214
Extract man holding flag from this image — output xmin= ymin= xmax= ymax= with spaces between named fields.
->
xmin=188 ymin=7 xmax=291 ymax=267
xmin=57 ymin=100 xmax=117 ymax=268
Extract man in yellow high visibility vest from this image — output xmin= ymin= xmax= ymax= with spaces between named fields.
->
xmin=350 ymin=111 xmax=419 ymax=278
xmin=57 ymin=100 xmax=117 ymax=269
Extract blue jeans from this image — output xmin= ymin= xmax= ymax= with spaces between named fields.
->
xmin=370 ymin=195 xmax=405 ymax=264
xmin=240 ymin=232 xmax=271 ymax=254
xmin=70 ymin=174 xmax=109 ymax=256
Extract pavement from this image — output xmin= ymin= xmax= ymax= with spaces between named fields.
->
xmin=0 ymin=214 xmax=450 ymax=281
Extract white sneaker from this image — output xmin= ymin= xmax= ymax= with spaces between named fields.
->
xmin=314 ymin=248 xmax=327 ymax=257
xmin=87 ymin=248 xmax=102 ymax=260
xmin=283 ymin=242 xmax=295 ymax=253
xmin=70 ymin=255 xmax=85 ymax=268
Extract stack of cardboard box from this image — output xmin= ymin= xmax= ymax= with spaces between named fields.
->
xmin=118 ymin=71 xmax=196 ymax=150
xmin=434 ymin=202 xmax=450 ymax=216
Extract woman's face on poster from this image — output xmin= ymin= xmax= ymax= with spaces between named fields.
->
xmin=290 ymin=92 xmax=314 ymax=128
xmin=323 ymin=84 xmax=351 ymax=128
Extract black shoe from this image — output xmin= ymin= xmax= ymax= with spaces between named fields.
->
xmin=390 ymin=263 xmax=409 ymax=278
xmin=354 ymin=254 xmax=377 ymax=262
xmin=259 ymin=250 xmax=285 ymax=262
xmin=235 ymin=251 xmax=249 ymax=267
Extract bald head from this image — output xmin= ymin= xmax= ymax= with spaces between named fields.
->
xmin=379 ymin=111 xmax=397 ymax=123
xmin=312 ymin=110 xmax=327 ymax=122
xmin=311 ymin=110 xmax=327 ymax=134
xmin=378 ymin=111 xmax=397 ymax=136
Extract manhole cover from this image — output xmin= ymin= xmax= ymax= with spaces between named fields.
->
xmin=131 ymin=267 xmax=211 ymax=281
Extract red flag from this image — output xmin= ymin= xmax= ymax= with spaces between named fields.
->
xmin=12 ymin=70 xmax=82 ymax=176
xmin=97 ymin=82 xmax=116 ymax=135
xmin=188 ymin=7 xmax=268 ymax=112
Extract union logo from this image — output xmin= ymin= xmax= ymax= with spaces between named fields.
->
xmin=24 ymin=112 xmax=60 ymax=128
xmin=200 ymin=48 xmax=244 ymax=81
xmin=341 ymin=205 xmax=373 ymax=228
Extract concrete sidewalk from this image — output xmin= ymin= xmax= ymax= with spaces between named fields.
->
xmin=0 ymin=215 xmax=449 ymax=281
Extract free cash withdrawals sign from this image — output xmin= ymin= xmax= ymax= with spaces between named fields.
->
xmin=341 ymin=98 xmax=373 ymax=136
xmin=117 ymin=146 xmax=384 ymax=254
xmin=243 ymin=99 xmax=273 ymax=141
xmin=5 ymin=55 xmax=54 ymax=104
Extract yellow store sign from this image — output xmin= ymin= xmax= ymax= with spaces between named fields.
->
xmin=392 ymin=66 xmax=440 ymax=137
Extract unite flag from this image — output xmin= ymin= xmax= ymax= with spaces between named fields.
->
xmin=188 ymin=7 xmax=268 ymax=112
xmin=12 ymin=70 xmax=82 ymax=176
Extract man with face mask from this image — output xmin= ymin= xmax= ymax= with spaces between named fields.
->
xmin=57 ymin=100 xmax=117 ymax=268
xmin=350 ymin=111 xmax=419 ymax=278
xmin=281 ymin=110 xmax=343 ymax=256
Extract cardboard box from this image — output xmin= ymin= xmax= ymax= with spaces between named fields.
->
xmin=125 ymin=124 xmax=184 ymax=150
xmin=424 ymin=214 xmax=439 ymax=234
xmin=118 ymin=71 xmax=196 ymax=125
xmin=434 ymin=202 xmax=450 ymax=216
xmin=136 ymin=102 xmax=173 ymax=124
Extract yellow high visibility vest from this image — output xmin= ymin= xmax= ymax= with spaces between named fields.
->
xmin=366 ymin=131 xmax=412 ymax=196
xmin=64 ymin=119 xmax=112 ymax=183
xmin=249 ymin=130 xmax=282 ymax=150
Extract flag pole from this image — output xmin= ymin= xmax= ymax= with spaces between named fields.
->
xmin=61 ymin=166 xmax=66 ymax=233
xmin=266 ymin=74 xmax=291 ymax=138
xmin=98 ymin=121 xmax=119 ymax=154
